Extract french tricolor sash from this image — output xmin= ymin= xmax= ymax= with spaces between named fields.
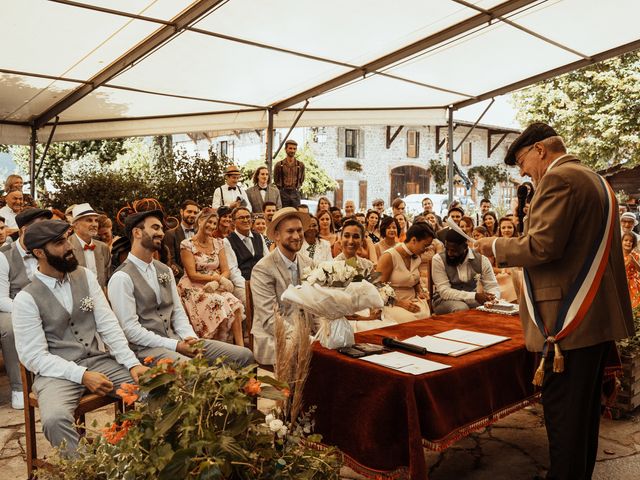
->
xmin=523 ymin=174 xmax=616 ymax=386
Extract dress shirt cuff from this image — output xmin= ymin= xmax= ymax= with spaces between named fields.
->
xmin=165 ymin=337 xmax=180 ymax=351
xmin=491 ymin=238 xmax=497 ymax=257
xmin=123 ymin=357 xmax=142 ymax=370
xmin=69 ymin=364 xmax=88 ymax=385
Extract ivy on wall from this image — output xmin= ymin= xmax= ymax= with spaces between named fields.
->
xmin=429 ymin=158 xmax=448 ymax=194
xmin=467 ymin=165 xmax=509 ymax=199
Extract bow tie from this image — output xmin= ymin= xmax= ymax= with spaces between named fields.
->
xmin=259 ymin=187 xmax=268 ymax=192
xmin=228 ymin=186 xmax=237 ymax=191
xmin=84 ymin=243 xmax=95 ymax=251
xmin=184 ymin=228 xmax=195 ymax=233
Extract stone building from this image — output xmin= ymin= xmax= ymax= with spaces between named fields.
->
xmin=174 ymin=120 xmax=523 ymax=214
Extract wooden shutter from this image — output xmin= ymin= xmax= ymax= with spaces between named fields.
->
xmin=358 ymin=129 xmax=365 ymax=159
xmin=359 ymin=180 xmax=367 ymax=210
xmin=407 ymin=130 xmax=419 ymax=158
xmin=334 ymin=180 xmax=344 ymax=208
xmin=337 ymin=127 xmax=345 ymax=158
xmin=462 ymin=141 xmax=472 ymax=166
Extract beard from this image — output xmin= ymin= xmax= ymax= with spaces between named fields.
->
xmin=44 ymin=248 xmax=79 ymax=273
xmin=445 ymin=248 xmax=467 ymax=266
xmin=141 ymin=230 xmax=162 ymax=251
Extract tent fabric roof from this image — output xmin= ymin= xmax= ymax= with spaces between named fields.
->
xmin=1 ymin=0 xmax=639 ymax=144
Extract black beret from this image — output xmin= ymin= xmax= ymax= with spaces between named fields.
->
xmin=124 ymin=209 xmax=164 ymax=239
xmin=504 ymin=122 xmax=559 ymax=166
xmin=445 ymin=228 xmax=468 ymax=245
xmin=16 ymin=208 xmax=53 ymax=229
xmin=24 ymin=220 xmax=70 ymax=252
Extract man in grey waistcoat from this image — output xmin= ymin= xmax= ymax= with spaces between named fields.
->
xmin=0 ymin=208 xmax=52 ymax=409
xmin=12 ymin=220 xmax=147 ymax=454
xmin=431 ymin=229 xmax=500 ymax=314
xmin=108 ymin=210 xmax=253 ymax=367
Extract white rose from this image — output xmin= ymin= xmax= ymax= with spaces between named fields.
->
xmin=269 ymin=419 xmax=284 ymax=432
xmin=277 ymin=425 xmax=288 ymax=438
xmin=265 ymin=413 xmax=274 ymax=424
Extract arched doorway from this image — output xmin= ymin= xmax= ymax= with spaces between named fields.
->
xmin=390 ymin=165 xmax=430 ymax=203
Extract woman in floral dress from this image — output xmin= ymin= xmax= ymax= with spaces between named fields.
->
xmin=178 ymin=209 xmax=244 ymax=345
xmin=622 ymin=232 xmax=640 ymax=308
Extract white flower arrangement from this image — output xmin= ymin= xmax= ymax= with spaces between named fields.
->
xmin=79 ymin=296 xmax=94 ymax=312
xmin=302 ymin=260 xmax=358 ymax=288
xmin=158 ymin=272 xmax=172 ymax=285
xmin=265 ymin=413 xmax=289 ymax=438
xmin=378 ymin=283 xmax=396 ymax=306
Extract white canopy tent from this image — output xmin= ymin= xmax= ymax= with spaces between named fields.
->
xmin=1 ymin=0 xmax=639 ymax=194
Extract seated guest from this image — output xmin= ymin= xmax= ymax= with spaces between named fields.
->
xmin=372 ymin=198 xmax=386 ymax=217
xmin=0 ymin=208 xmax=53 ymax=409
xmin=315 ymin=196 xmax=331 ymax=216
xmin=250 ymin=208 xmax=314 ymax=366
xmin=0 ymin=216 xmax=8 ymax=247
xmin=391 ymin=198 xmax=406 ymax=217
xmin=375 ymin=216 xmax=400 ymax=258
xmin=425 ymin=212 xmax=442 ymax=233
xmin=431 ymin=229 xmax=500 ymax=314
xmin=300 ymin=215 xmax=332 ymax=263
xmin=330 ymin=206 xmax=343 ymax=232
xmin=223 ymin=207 xmax=268 ymax=303
xmin=69 ymin=204 xmax=111 ymax=289
xmin=97 ymin=214 xmax=120 ymax=250
xmin=317 ymin=210 xmax=338 ymax=253
xmin=355 ymin=212 xmax=366 ymax=225
xmin=246 ymin=166 xmax=281 ymax=213
xmin=459 ymin=216 xmax=475 ymax=238
xmin=109 ymin=210 xmax=252 ymax=363
xmin=263 ymin=202 xmax=277 ymax=223
xmin=213 ymin=206 xmax=234 ymax=239
xmin=364 ymin=210 xmax=381 ymax=244
xmin=344 ymin=200 xmax=356 ymax=217
xmin=297 ymin=204 xmax=310 ymax=214
xmin=174 ymin=209 xmax=245 ymax=346
xmin=163 ymin=200 xmax=200 ymax=279
xmin=394 ymin=213 xmax=408 ymax=243
xmin=212 ymin=165 xmax=252 ymax=212
xmin=3 ymin=174 xmax=23 ymax=195
xmin=0 ymin=189 xmax=24 ymax=235
xmin=252 ymin=214 xmax=274 ymax=251
xmin=13 ymin=220 xmax=148 ymax=455
xmin=623 ymin=232 xmax=640 ymax=308
xmin=422 ymin=197 xmax=443 ymax=224
xmin=472 ymin=225 xmax=490 ymax=241
xmin=498 ymin=217 xmax=518 ymax=238
xmin=621 ymin=212 xmax=639 ymax=242
xmin=333 ymin=215 xmax=379 ymax=263
xmin=481 ymin=211 xmax=498 ymax=236
xmin=377 ymin=223 xmax=434 ymax=323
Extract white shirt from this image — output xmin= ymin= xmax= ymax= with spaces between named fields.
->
xmin=75 ymin=234 xmax=97 ymax=276
xmin=181 ymin=223 xmax=196 ymax=240
xmin=0 ymin=240 xmax=38 ymax=312
xmin=211 ymin=184 xmax=252 ymax=212
xmin=276 ymin=247 xmax=300 ymax=285
xmin=300 ymin=238 xmax=332 ymax=264
xmin=12 ymin=267 xmax=140 ymax=385
xmin=223 ymin=230 xmax=268 ymax=289
xmin=0 ymin=205 xmax=18 ymax=229
xmin=431 ymin=249 xmax=500 ymax=302
xmin=108 ymin=253 xmax=197 ymax=352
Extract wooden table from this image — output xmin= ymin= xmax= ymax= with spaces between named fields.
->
xmin=302 ymin=311 xmax=538 ymax=479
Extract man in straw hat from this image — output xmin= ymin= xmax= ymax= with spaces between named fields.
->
xmin=212 ymin=165 xmax=252 ymax=212
xmin=475 ymin=122 xmax=634 ymax=480
xmin=273 ymin=139 xmax=305 ymax=208
xmin=250 ymin=207 xmax=314 ymax=365
xmin=69 ymin=203 xmax=111 ymax=289
xmin=620 ymin=211 xmax=639 ymax=243
xmin=13 ymin=219 xmax=147 ymax=454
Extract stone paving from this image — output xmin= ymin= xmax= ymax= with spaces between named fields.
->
xmin=2 ymin=371 xmax=639 ymax=479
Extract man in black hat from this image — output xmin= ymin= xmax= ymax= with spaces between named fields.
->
xmin=475 ymin=122 xmax=634 ymax=479
xmin=431 ymin=228 xmax=499 ymax=314
xmin=273 ymin=139 xmax=305 ymax=208
xmin=0 ymin=208 xmax=52 ymax=409
xmin=12 ymin=220 xmax=147 ymax=454
xmin=108 ymin=210 xmax=253 ymax=367
xmin=212 ymin=165 xmax=252 ymax=212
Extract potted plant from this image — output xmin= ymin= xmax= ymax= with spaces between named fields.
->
xmin=614 ymin=306 xmax=640 ymax=414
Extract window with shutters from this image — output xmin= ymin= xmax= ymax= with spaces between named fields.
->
xmin=461 ymin=141 xmax=472 ymax=166
xmin=345 ymin=129 xmax=358 ymax=158
xmin=220 ymin=141 xmax=228 ymax=157
xmin=407 ymin=130 xmax=420 ymax=158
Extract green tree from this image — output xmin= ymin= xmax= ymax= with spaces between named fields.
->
xmin=467 ymin=165 xmax=509 ymax=199
xmin=512 ymin=51 xmax=640 ymax=169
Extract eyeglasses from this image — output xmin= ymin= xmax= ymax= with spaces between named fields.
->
xmin=234 ymin=215 xmax=252 ymax=221
xmin=516 ymin=145 xmax=535 ymax=167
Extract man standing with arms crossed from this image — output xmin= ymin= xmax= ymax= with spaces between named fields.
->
xmin=475 ymin=123 xmax=634 ymax=480
xmin=273 ymin=140 xmax=305 ymax=208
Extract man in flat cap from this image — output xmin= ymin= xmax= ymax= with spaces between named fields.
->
xmin=212 ymin=165 xmax=252 ymax=212
xmin=273 ymin=139 xmax=305 ymax=208
xmin=12 ymin=220 xmax=147 ymax=454
xmin=69 ymin=203 xmax=111 ymax=289
xmin=108 ymin=210 xmax=253 ymax=367
xmin=0 ymin=208 xmax=52 ymax=409
xmin=475 ymin=122 xmax=634 ymax=480
xmin=431 ymin=228 xmax=499 ymax=314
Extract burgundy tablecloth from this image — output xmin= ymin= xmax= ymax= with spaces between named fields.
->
xmin=303 ymin=311 xmax=538 ymax=479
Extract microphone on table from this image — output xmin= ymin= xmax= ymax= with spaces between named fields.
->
xmin=382 ymin=337 xmax=427 ymax=355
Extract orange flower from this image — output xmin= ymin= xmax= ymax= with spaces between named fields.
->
xmin=143 ymin=356 xmax=155 ymax=365
xmin=157 ymin=358 xmax=174 ymax=366
xmin=116 ymin=382 xmax=139 ymax=406
xmin=243 ymin=378 xmax=262 ymax=396
xmin=281 ymin=388 xmax=291 ymax=398
xmin=102 ymin=420 xmax=133 ymax=445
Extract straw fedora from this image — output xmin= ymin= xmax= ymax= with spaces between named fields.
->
xmin=266 ymin=207 xmax=310 ymax=239
xmin=224 ymin=165 xmax=242 ymax=176
xmin=71 ymin=203 xmax=99 ymax=223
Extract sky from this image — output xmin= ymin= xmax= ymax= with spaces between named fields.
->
xmin=455 ymin=94 xmax=520 ymax=129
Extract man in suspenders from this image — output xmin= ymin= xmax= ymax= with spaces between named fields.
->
xmin=212 ymin=165 xmax=252 ymax=212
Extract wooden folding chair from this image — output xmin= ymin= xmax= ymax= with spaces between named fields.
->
xmin=20 ymin=365 xmax=124 ymax=479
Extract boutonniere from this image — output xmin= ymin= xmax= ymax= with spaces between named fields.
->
xmin=80 ymin=296 xmax=94 ymax=312
xmin=158 ymin=273 xmax=171 ymax=285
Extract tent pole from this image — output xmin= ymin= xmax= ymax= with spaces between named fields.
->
xmin=265 ymin=109 xmax=274 ymax=173
xmin=272 ymin=100 xmax=309 ymax=159
xmin=447 ymin=106 xmax=454 ymax=205
xmin=454 ymin=98 xmax=494 ymax=152
xmin=28 ymin=126 xmax=37 ymax=198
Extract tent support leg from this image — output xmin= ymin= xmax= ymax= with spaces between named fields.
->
xmin=28 ymin=126 xmax=37 ymax=198
xmin=273 ymin=100 xmax=309 ymax=159
xmin=265 ymin=109 xmax=274 ymax=173
xmin=447 ymin=106 xmax=454 ymax=204
xmin=454 ymin=98 xmax=495 ymax=152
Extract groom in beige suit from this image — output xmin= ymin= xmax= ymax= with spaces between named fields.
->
xmin=68 ymin=203 xmax=111 ymax=289
xmin=250 ymin=207 xmax=313 ymax=365
xmin=475 ymin=123 xmax=634 ymax=480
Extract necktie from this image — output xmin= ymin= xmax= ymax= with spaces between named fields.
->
xmin=289 ymin=264 xmax=299 ymax=286
xmin=243 ymin=236 xmax=254 ymax=255
xmin=228 ymin=186 xmax=237 ymax=191
xmin=84 ymin=243 xmax=96 ymax=251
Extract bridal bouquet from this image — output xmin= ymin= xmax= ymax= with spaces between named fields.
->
xmin=303 ymin=260 xmax=358 ymax=287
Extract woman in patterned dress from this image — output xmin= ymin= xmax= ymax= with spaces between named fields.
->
xmin=622 ymin=232 xmax=640 ymax=308
xmin=178 ymin=209 xmax=244 ymax=345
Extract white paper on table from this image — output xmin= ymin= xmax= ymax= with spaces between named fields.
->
xmin=434 ymin=329 xmax=510 ymax=347
xmin=361 ymin=351 xmax=451 ymax=375
xmin=404 ymin=335 xmax=482 ymax=356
